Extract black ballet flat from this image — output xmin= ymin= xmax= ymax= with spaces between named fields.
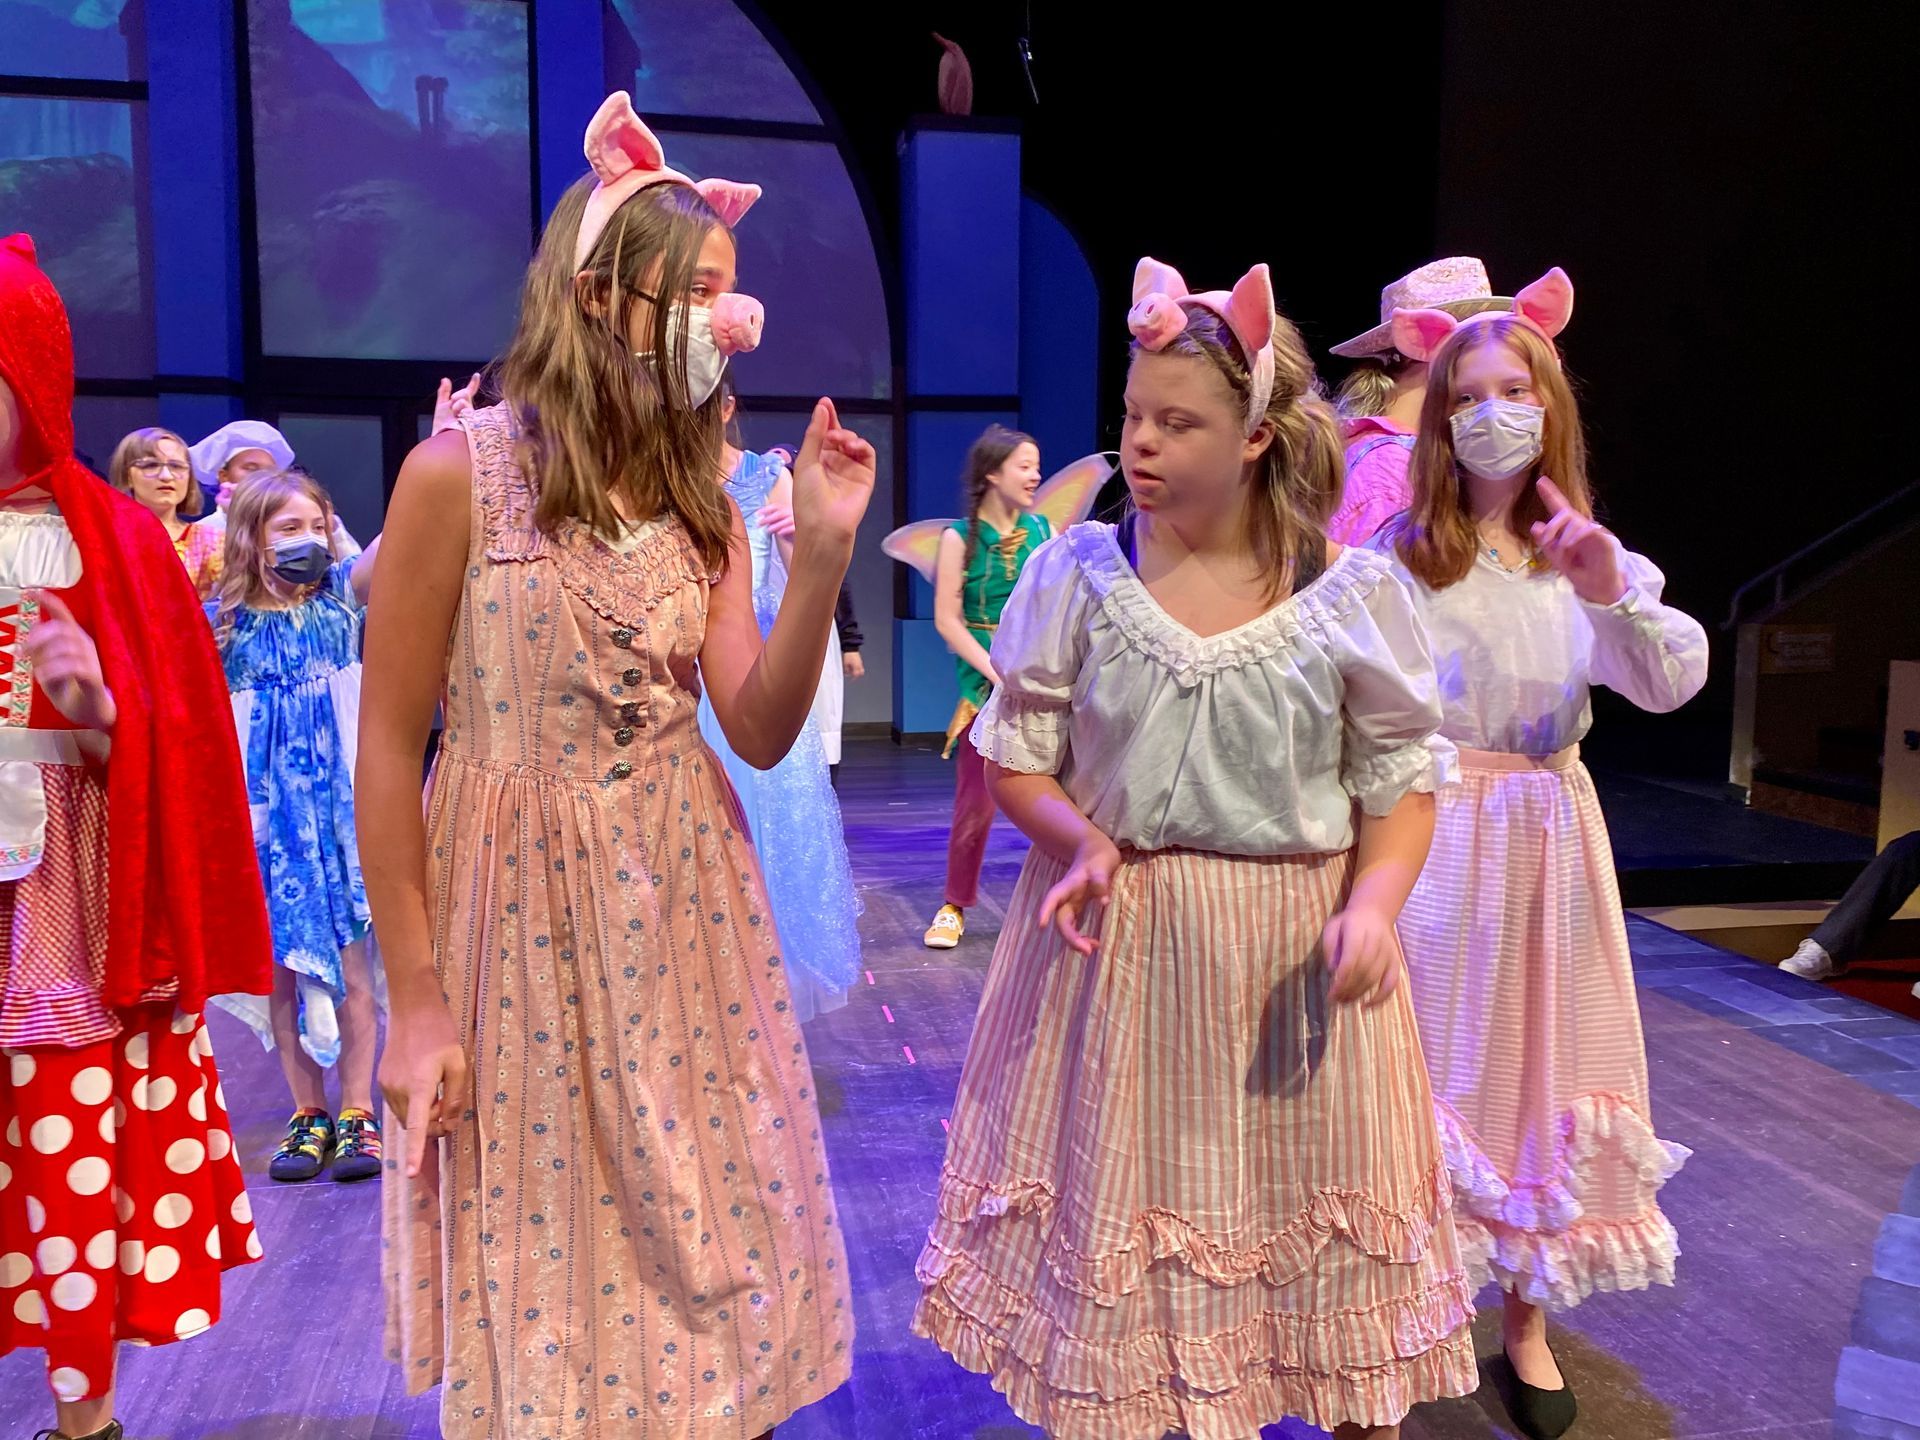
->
xmin=1503 ymin=1353 xmax=1578 ymax=1440
xmin=34 ymin=1426 xmax=124 ymax=1440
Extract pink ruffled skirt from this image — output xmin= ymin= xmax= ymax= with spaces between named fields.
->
xmin=1399 ymin=749 xmax=1688 ymax=1311
xmin=914 ymin=846 xmax=1477 ymax=1439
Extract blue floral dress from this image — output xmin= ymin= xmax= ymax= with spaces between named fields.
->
xmin=696 ymin=450 xmax=863 ymax=1022
xmin=208 ymin=559 xmax=372 ymax=1065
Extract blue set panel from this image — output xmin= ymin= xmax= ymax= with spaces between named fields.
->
xmin=148 ymin=0 xmax=242 ymax=382
xmin=534 ymin=0 xmax=607 ymax=220
xmin=1018 ymin=196 xmax=1102 ymax=467
xmin=900 ymin=127 xmax=1020 ymax=398
xmin=894 ymin=618 xmax=959 ymax=738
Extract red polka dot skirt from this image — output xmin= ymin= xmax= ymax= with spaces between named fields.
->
xmin=0 ymin=1005 xmax=262 ymax=1402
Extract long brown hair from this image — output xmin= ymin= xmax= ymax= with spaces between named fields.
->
xmin=107 ymin=426 xmax=202 ymax=519
xmin=958 ymin=424 xmax=1036 ymax=579
xmin=1132 ymin=302 xmax=1343 ymax=601
xmin=1390 ymin=315 xmax=1590 ymax=590
xmin=210 ymin=468 xmax=341 ymax=645
xmin=495 ymin=180 xmax=734 ymax=574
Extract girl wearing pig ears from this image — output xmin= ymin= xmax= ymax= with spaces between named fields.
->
xmin=361 ymin=95 xmax=870 ymax=1439
xmin=913 ymin=257 xmax=1477 ymax=1439
xmin=1377 ymin=270 xmax=1707 ymax=1440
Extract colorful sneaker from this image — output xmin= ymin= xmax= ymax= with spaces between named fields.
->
xmin=923 ymin=903 xmax=965 ymax=950
xmin=268 ymin=1108 xmax=334 ymax=1182
xmin=332 ymin=1107 xmax=384 ymax=1183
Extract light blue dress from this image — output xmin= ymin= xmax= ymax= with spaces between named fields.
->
xmin=697 ymin=450 xmax=863 ymax=1022
xmin=208 ymin=559 xmax=376 ymax=1064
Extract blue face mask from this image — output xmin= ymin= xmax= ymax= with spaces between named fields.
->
xmin=269 ymin=537 xmax=331 ymax=586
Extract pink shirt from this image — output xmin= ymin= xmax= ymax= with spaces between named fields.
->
xmin=1329 ymin=416 xmax=1416 ymax=546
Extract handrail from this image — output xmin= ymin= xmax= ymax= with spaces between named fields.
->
xmin=1723 ymin=479 xmax=1920 ymax=631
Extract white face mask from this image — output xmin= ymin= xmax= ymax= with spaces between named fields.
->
xmin=637 ymin=302 xmax=728 ymax=409
xmin=1449 ymin=398 xmax=1545 ymax=481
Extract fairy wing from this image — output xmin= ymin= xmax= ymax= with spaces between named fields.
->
xmin=880 ymin=453 xmax=1115 ymax=582
xmin=1033 ymin=451 xmax=1119 ymax=534
xmin=880 ymin=517 xmax=958 ymax=584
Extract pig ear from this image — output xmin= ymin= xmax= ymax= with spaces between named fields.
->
xmin=1131 ymin=256 xmax=1189 ymax=305
xmin=1514 ymin=266 xmax=1573 ymax=338
xmin=694 ymin=178 xmax=762 ymax=227
xmin=1389 ymin=307 xmax=1460 ymax=362
xmin=1225 ymin=264 xmax=1275 ymax=356
xmin=583 ymin=91 xmax=667 ymax=184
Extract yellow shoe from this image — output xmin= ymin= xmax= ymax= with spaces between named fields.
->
xmin=924 ymin=903 xmax=965 ymax=950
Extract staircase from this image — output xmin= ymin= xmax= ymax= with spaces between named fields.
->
xmin=1726 ymin=480 xmax=1920 ymax=828
xmin=1650 ymin=485 xmax=1920 ymax=958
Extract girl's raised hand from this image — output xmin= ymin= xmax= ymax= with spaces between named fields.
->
xmin=431 ymin=372 xmax=483 ymax=437
xmin=790 ymin=398 xmax=875 ymax=552
xmin=1531 ymin=477 xmax=1626 ymax=605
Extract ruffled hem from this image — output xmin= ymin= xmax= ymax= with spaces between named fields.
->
xmin=1439 ymin=1091 xmax=1688 ymax=1309
xmin=1455 ymin=1205 xmax=1679 ymax=1311
xmin=1067 ymin=523 xmax=1394 ymax=686
xmin=918 ymin=1227 xmax=1476 ymax=1382
xmin=914 ymin=1266 xmax=1478 ymax=1438
xmin=0 ymin=983 xmax=118 ymax=1048
xmin=1344 ymin=733 xmax=1460 ymax=815
xmin=1439 ymin=1092 xmax=1689 ymax=1233
xmin=970 ymin=691 xmax=1066 ymax=774
xmin=927 ymin=1157 xmax=1456 ymax=1303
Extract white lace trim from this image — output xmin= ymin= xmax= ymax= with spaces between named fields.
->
xmin=1438 ymin=1092 xmax=1690 ymax=1310
xmin=1066 ymin=524 xmax=1391 ymax=686
xmin=971 ymin=692 xmax=1068 ymax=776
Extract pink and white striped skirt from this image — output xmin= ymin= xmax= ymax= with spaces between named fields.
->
xmin=1399 ymin=747 xmax=1689 ymax=1312
xmin=914 ymin=845 xmax=1477 ymax=1439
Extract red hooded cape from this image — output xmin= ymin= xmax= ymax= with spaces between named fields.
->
xmin=0 ymin=234 xmax=271 ymax=1010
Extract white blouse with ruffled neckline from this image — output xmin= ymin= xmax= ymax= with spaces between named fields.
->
xmin=970 ymin=522 xmax=1457 ymax=857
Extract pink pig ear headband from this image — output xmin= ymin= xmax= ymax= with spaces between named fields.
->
xmin=1388 ymin=266 xmax=1574 ymax=364
xmin=573 ymin=92 xmax=764 ymax=271
xmin=1127 ymin=257 xmax=1277 ymax=434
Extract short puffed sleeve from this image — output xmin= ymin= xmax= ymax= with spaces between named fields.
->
xmin=967 ymin=535 xmax=1091 ymax=775
xmin=1329 ymin=558 xmax=1459 ymax=815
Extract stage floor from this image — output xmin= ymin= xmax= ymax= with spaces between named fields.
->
xmin=6 ymin=739 xmax=1918 ymax=1440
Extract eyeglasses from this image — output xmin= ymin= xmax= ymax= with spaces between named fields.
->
xmin=131 ymin=460 xmax=189 ymax=476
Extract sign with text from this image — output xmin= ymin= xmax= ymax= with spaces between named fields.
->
xmin=1760 ymin=626 xmax=1836 ymax=675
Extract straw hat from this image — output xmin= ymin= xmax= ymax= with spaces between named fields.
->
xmin=1330 ymin=257 xmax=1512 ymax=358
